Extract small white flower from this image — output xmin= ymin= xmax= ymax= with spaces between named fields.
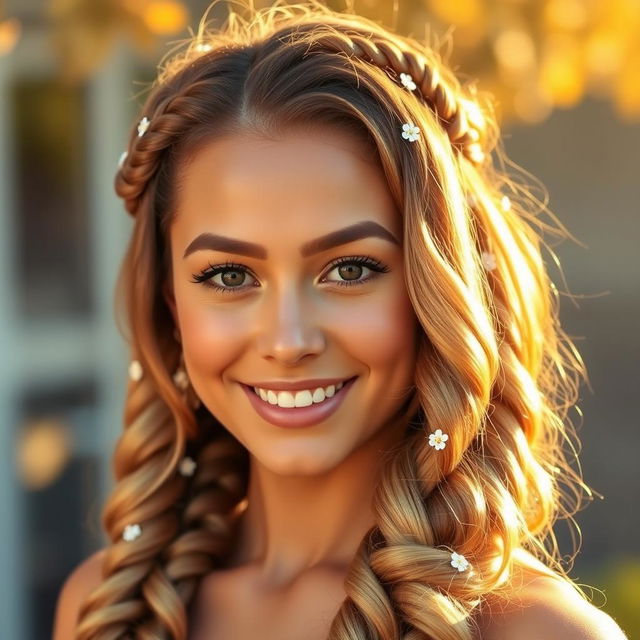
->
xmin=179 ymin=456 xmax=197 ymax=476
xmin=195 ymin=42 xmax=212 ymax=53
xmin=399 ymin=72 xmax=417 ymax=91
xmin=450 ymin=551 xmax=470 ymax=572
xmin=118 ymin=150 xmax=128 ymax=169
xmin=128 ymin=359 xmax=143 ymax=381
xmin=428 ymin=428 xmax=449 ymax=450
xmin=501 ymin=195 xmax=511 ymax=212
xmin=137 ymin=116 xmax=150 ymax=137
xmin=122 ymin=523 xmax=142 ymax=542
xmin=401 ymin=122 xmax=420 ymax=142
xmin=173 ymin=367 xmax=189 ymax=390
xmin=481 ymin=251 xmax=497 ymax=271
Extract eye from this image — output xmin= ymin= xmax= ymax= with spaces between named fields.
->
xmin=320 ymin=255 xmax=390 ymax=287
xmin=190 ymin=255 xmax=390 ymax=294
xmin=190 ymin=260 xmax=258 ymax=294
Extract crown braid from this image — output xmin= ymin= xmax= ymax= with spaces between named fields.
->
xmin=115 ymin=21 xmax=488 ymax=218
xmin=304 ymin=29 xmax=487 ymax=165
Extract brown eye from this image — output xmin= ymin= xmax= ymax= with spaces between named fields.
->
xmin=322 ymin=255 xmax=390 ymax=288
xmin=337 ymin=264 xmax=363 ymax=281
xmin=220 ymin=269 xmax=246 ymax=287
xmin=190 ymin=261 xmax=258 ymax=294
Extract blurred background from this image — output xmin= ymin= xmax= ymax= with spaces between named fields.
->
xmin=0 ymin=0 xmax=638 ymax=638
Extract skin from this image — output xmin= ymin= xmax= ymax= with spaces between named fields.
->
xmin=162 ymin=126 xmax=420 ymax=627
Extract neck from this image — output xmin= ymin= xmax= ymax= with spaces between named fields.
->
xmin=226 ymin=413 xmax=409 ymax=590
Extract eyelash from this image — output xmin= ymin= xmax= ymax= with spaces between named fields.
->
xmin=190 ymin=255 xmax=390 ymax=294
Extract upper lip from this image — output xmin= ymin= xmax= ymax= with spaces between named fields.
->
xmin=242 ymin=376 xmax=356 ymax=391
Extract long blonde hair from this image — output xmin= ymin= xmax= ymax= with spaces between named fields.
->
xmin=76 ymin=1 xmax=593 ymax=638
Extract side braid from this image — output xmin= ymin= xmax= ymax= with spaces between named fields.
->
xmin=75 ymin=373 xmax=183 ymax=640
xmin=133 ymin=432 xmax=249 ymax=638
xmin=75 ymin=367 xmax=248 ymax=639
xmin=327 ymin=442 xmax=489 ymax=640
xmin=72 ymin=236 xmax=250 ymax=640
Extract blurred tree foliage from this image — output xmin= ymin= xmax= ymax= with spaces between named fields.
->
xmin=0 ymin=0 xmax=635 ymax=125
xmin=580 ymin=557 xmax=640 ymax=639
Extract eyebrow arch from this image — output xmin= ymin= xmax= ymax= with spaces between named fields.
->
xmin=182 ymin=220 xmax=400 ymax=260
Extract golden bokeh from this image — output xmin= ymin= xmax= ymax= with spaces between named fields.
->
xmin=17 ymin=418 xmax=72 ymax=490
xmin=143 ymin=0 xmax=190 ymax=34
xmin=2 ymin=0 xmax=639 ymax=121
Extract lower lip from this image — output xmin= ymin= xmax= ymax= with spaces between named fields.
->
xmin=240 ymin=377 xmax=358 ymax=429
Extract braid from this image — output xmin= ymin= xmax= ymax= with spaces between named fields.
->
xmin=323 ymin=361 xmax=497 ymax=639
xmin=115 ymin=77 xmax=227 ymax=216
xmin=301 ymin=28 xmax=487 ymax=165
xmin=115 ymin=19 xmax=489 ymax=218
xmin=75 ymin=340 xmax=248 ymax=638
xmin=133 ymin=431 xmax=248 ymax=639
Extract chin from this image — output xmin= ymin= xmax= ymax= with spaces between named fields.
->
xmin=257 ymin=444 xmax=347 ymax=477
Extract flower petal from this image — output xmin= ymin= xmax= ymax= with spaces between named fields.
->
xmin=137 ymin=116 xmax=150 ymax=137
xmin=128 ymin=360 xmax=143 ymax=381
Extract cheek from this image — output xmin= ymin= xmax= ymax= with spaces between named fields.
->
xmin=176 ymin=294 xmax=252 ymax=377
xmin=340 ymin=287 xmax=417 ymax=370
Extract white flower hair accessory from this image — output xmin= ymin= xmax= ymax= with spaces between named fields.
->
xmin=122 ymin=523 xmax=142 ymax=542
xmin=450 ymin=551 xmax=470 ymax=572
xmin=401 ymin=122 xmax=420 ymax=142
xmin=428 ymin=428 xmax=449 ymax=450
xmin=179 ymin=456 xmax=197 ymax=477
xmin=399 ymin=72 xmax=417 ymax=91
xmin=137 ymin=116 xmax=150 ymax=137
xmin=172 ymin=358 xmax=201 ymax=410
xmin=118 ymin=150 xmax=128 ymax=169
xmin=481 ymin=251 xmax=497 ymax=271
xmin=173 ymin=367 xmax=189 ymax=390
xmin=129 ymin=359 xmax=143 ymax=382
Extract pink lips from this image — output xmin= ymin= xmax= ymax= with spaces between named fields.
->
xmin=241 ymin=376 xmax=358 ymax=428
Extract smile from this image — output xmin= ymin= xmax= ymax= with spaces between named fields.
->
xmin=251 ymin=379 xmax=347 ymax=408
xmin=240 ymin=376 xmax=358 ymax=429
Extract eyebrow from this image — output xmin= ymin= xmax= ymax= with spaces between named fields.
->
xmin=182 ymin=220 xmax=400 ymax=260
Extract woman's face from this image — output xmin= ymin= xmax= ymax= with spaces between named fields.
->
xmin=164 ymin=126 xmax=419 ymax=475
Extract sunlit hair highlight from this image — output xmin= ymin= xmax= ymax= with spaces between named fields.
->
xmin=76 ymin=1 xmax=595 ymax=638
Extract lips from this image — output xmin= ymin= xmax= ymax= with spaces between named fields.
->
xmin=240 ymin=376 xmax=358 ymax=429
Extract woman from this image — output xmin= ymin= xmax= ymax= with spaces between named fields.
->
xmin=53 ymin=1 xmax=628 ymax=638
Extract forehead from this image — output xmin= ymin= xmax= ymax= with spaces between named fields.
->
xmin=171 ymin=126 xmax=402 ymax=250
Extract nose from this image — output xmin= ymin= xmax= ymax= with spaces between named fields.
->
xmin=255 ymin=283 xmax=326 ymax=366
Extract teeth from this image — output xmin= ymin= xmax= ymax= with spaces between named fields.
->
xmin=253 ymin=380 xmax=347 ymax=408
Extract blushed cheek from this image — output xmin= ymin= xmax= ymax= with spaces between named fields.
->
xmin=342 ymin=290 xmax=418 ymax=371
xmin=178 ymin=300 xmax=253 ymax=382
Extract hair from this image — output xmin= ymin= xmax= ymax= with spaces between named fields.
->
xmin=75 ymin=1 xmax=596 ymax=638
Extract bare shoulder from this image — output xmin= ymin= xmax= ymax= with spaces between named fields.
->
xmin=474 ymin=553 xmax=629 ymax=640
xmin=52 ymin=548 xmax=107 ymax=640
